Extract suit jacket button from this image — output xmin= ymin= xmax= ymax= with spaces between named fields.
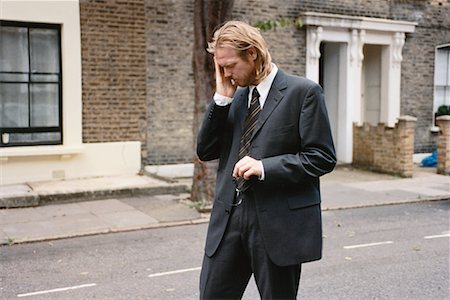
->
xmin=225 ymin=208 xmax=230 ymax=214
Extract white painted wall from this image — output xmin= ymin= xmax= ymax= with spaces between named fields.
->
xmin=1 ymin=142 xmax=141 ymax=185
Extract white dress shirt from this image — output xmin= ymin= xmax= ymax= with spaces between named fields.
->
xmin=213 ymin=64 xmax=279 ymax=180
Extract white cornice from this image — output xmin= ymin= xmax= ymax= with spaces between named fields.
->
xmin=301 ymin=12 xmax=417 ymax=33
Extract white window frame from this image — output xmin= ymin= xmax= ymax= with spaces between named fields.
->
xmin=0 ymin=21 xmax=63 ymax=147
xmin=432 ymin=43 xmax=450 ymax=132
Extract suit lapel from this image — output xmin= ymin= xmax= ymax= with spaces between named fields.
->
xmin=251 ymin=70 xmax=287 ymax=140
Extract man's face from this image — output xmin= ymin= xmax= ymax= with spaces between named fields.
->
xmin=215 ymin=46 xmax=257 ymax=87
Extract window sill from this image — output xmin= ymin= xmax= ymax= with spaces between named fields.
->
xmin=0 ymin=145 xmax=84 ymax=160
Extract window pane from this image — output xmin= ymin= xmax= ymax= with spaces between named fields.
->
xmin=0 ymin=73 xmax=28 ymax=82
xmin=5 ymin=132 xmax=60 ymax=144
xmin=0 ymin=26 xmax=29 ymax=73
xmin=30 ymin=28 xmax=59 ymax=74
xmin=435 ymin=48 xmax=449 ymax=86
xmin=447 ymin=51 xmax=450 ymax=86
xmin=30 ymin=84 xmax=59 ymax=127
xmin=31 ymin=74 xmax=59 ymax=82
xmin=0 ymin=83 xmax=29 ymax=127
xmin=435 ymin=87 xmax=445 ymax=108
xmin=445 ymin=87 xmax=450 ymax=106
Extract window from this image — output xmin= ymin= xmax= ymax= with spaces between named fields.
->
xmin=434 ymin=45 xmax=450 ymax=111
xmin=0 ymin=21 xmax=62 ymax=147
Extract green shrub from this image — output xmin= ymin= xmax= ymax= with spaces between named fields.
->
xmin=436 ymin=105 xmax=450 ymax=117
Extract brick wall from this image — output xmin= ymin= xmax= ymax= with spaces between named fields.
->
xmin=353 ymin=116 xmax=417 ymax=177
xmin=79 ymin=0 xmax=449 ymax=165
xmin=79 ymin=0 xmax=147 ymax=158
xmin=436 ymin=116 xmax=450 ymax=175
xmin=144 ymin=0 xmax=195 ymax=165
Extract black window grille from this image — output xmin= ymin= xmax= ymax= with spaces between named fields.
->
xmin=0 ymin=21 xmax=62 ymax=147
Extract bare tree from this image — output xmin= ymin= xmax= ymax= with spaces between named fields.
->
xmin=191 ymin=0 xmax=234 ymax=209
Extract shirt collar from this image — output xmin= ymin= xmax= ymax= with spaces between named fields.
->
xmin=248 ymin=64 xmax=278 ymax=109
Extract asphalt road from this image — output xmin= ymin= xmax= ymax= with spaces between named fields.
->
xmin=1 ymin=200 xmax=448 ymax=299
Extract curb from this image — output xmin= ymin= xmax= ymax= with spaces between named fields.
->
xmin=38 ymin=184 xmax=190 ymax=205
xmin=0 ymin=184 xmax=190 ymax=208
xmin=0 ymin=194 xmax=39 ymax=208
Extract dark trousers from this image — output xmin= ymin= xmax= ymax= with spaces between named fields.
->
xmin=199 ymin=192 xmax=302 ymax=300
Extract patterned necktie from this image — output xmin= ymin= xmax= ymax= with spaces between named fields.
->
xmin=236 ymin=88 xmax=261 ymax=192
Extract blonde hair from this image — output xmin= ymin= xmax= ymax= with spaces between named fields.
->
xmin=207 ymin=20 xmax=272 ymax=83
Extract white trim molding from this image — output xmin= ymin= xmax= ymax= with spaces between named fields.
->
xmin=307 ymin=26 xmax=323 ymax=65
xmin=301 ymin=12 xmax=417 ymax=33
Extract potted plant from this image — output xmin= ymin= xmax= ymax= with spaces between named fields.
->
xmin=432 ymin=104 xmax=450 ymax=132
xmin=436 ymin=104 xmax=450 ymax=117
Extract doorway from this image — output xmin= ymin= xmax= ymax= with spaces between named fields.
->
xmin=362 ymin=44 xmax=382 ymax=125
xmin=319 ymin=42 xmax=347 ymax=162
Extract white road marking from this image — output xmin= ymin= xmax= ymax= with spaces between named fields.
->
xmin=17 ymin=283 xmax=97 ymax=298
xmin=148 ymin=267 xmax=201 ymax=278
xmin=424 ymin=233 xmax=450 ymax=239
xmin=344 ymin=241 xmax=394 ymax=249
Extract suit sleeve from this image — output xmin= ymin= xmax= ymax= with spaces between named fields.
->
xmin=262 ymin=84 xmax=336 ymax=185
xmin=196 ymin=101 xmax=231 ymax=161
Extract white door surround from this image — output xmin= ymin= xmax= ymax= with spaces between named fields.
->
xmin=302 ymin=12 xmax=416 ymax=163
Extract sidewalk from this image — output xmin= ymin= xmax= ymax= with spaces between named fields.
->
xmin=0 ymin=164 xmax=448 ymax=245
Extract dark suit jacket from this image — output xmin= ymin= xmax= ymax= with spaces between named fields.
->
xmin=197 ymin=69 xmax=336 ymax=266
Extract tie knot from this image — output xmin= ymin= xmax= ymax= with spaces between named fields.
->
xmin=252 ymin=88 xmax=260 ymax=100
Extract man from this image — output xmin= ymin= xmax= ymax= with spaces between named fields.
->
xmin=197 ymin=20 xmax=336 ymax=299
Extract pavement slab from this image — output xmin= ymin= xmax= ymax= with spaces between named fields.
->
xmin=2 ymin=220 xmax=63 ymax=243
xmin=121 ymin=194 xmax=201 ymax=223
xmin=0 ymin=207 xmax=46 ymax=225
xmin=95 ymin=210 xmax=158 ymax=230
xmin=32 ymin=203 xmax=89 ymax=218
xmin=78 ymin=199 xmax=136 ymax=214
xmin=49 ymin=213 xmax=111 ymax=236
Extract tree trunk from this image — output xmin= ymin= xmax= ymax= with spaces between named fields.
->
xmin=191 ymin=0 xmax=234 ymax=209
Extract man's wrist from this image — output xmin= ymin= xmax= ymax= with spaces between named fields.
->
xmin=213 ymin=92 xmax=233 ymax=106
